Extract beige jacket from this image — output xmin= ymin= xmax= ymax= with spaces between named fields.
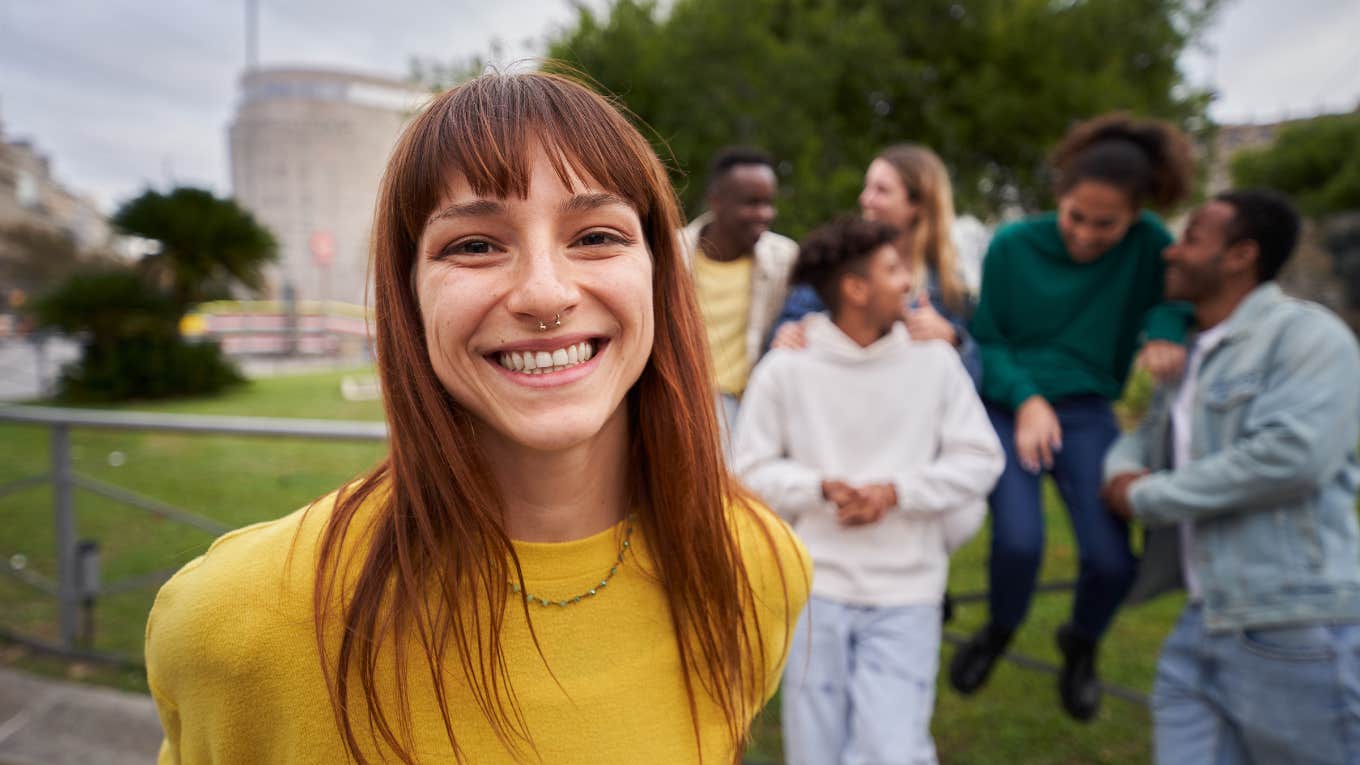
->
xmin=679 ymin=213 xmax=799 ymax=371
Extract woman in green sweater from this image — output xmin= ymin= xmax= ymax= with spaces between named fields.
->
xmin=949 ymin=114 xmax=1195 ymax=720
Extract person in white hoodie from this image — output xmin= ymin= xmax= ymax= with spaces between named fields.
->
xmin=734 ymin=216 xmax=1004 ymax=765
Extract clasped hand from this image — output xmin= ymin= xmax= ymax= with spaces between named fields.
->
xmin=822 ymin=479 xmax=897 ymax=527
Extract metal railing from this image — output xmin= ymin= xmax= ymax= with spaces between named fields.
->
xmin=0 ymin=404 xmax=1149 ymax=706
xmin=0 ymin=405 xmax=387 ymax=662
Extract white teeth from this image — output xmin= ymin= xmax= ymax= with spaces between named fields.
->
xmin=495 ymin=341 xmax=598 ymax=374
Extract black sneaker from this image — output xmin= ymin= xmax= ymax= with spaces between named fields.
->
xmin=948 ymin=623 xmax=1013 ymax=695
xmin=1056 ymin=623 xmax=1101 ymax=721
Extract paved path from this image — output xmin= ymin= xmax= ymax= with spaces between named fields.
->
xmin=0 ymin=666 xmax=161 ymax=765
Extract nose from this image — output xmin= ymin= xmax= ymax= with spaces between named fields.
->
xmin=504 ymin=243 xmax=581 ymax=329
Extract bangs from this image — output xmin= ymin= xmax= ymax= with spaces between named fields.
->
xmin=394 ymin=73 xmax=660 ymax=242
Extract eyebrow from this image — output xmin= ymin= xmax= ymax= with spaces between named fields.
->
xmin=559 ymin=191 xmax=634 ymax=215
xmin=425 ymin=192 xmax=634 ymax=225
xmin=426 ymin=199 xmax=503 ymax=224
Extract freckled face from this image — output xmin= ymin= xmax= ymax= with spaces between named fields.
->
xmin=1057 ymin=181 xmax=1138 ymax=263
xmin=413 ymin=144 xmax=655 ymax=454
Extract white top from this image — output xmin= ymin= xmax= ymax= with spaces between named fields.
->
xmin=1171 ymin=322 xmax=1229 ymax=602
xmin=732 ymin=314 xmax=1005 ymax=607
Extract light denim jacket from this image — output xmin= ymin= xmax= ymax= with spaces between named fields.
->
xmin=1104 ymin=283 xmax=1360 ymax=632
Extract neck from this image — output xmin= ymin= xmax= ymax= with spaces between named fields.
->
xmin=699 ymin=223 xmax=747 ymax=262
xmin=1195 ymin=281 xmax=1258 ymax=331
xmin=833 ymin=309 xmax=888 ymax=348
xmin=479 ymin=407 xmax=631 ymax=543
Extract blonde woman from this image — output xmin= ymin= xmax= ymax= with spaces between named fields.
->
xmin=771 ymin=144 xmax=981 ymax=385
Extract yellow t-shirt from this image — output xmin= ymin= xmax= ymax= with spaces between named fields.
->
xmin=145 ymin=489 xmax=809 ymax=764
xmin=693 ymin=251 xmax=755 ymax=395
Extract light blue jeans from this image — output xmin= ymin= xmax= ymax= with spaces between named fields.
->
xmin=1154 ymin=604 xmax=1360 ymax=764
xmin=782 ymin=597 xmax=941 ymax=765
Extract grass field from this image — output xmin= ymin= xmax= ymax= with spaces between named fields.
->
xmin=0 ymin=368 xmax=1184 ymax=763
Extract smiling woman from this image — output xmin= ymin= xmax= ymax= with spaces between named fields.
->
xmin=143 ymin=71 xmax=809 ymax=765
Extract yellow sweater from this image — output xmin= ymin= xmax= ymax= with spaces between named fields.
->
xmin=145 ymin=490 xmax=809 ymax=764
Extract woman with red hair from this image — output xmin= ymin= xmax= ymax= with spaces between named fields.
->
xmin=145 ymin=71 xmax=808 ymax=764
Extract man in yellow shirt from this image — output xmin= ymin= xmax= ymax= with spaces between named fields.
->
xmin=679 ymin=147 xmax=798 ymax=450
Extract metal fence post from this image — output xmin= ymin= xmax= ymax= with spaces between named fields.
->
xmin=52 ymin=423 xmax=78 ymax=648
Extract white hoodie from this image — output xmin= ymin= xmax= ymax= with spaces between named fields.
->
xmin=734 ymin=313 xmax=1004 ymax=607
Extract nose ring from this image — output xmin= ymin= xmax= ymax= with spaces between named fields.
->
xmin=537 ymin=313 xmax=562 ymax=332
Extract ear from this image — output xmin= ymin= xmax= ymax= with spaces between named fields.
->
xmin=840 ymin=272 xmax=869 ymax=309
xmin=1224 ymin=238 xmax=1260 ymax=280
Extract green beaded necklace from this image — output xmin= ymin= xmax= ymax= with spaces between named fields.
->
xmin=510 ymin=513 xmax=635 ymax=608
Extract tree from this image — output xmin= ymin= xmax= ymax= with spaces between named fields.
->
xmin=1232 ymin=113 xmax=1360 ymax=317
xmin=545 ymin=0 xmax=1219 ymax=237
xmin=31 ymin=267 xmax=243 ymax=401
xmin=112 ymin=187 xmax=278 ymax=315
xmin=1231 ymin=114 xmax=1360 ymax=218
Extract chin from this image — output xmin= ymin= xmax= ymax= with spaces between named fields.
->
xmin=492 ymin=404 xmax=625 ymax=454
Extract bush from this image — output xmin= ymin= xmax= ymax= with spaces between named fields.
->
xmin=32 ymin=268 xmax=245 ymax=401
xmin=57 ymin=335 xmax=244 ymax=402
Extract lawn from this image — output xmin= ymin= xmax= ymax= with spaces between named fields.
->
xmin=0 ymin=368 xmax=1181 ymax=763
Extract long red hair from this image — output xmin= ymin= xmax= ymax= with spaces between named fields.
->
xmin=311 ymin=70 xmax=796 ymax=763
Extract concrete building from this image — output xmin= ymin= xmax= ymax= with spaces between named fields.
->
xmin=228 ymin=68 xmax=428 ymax=306
xmin=0 ymin=115 xmax=111 ymax=251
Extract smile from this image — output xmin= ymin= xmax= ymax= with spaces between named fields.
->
xmin=496 ymin=340 xmax=596 ymax=375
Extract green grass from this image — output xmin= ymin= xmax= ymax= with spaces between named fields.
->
xmin=0 ymin=367 xmax=387 ymax=688
xmin=0 ymin=369 xmax=1175 ymax=763
xmin=743 ymin=479 xmax=1182 ymax=764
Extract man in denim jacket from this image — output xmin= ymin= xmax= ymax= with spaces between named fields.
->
xmin=1103 ymin=189 xmax=1360 ymax=764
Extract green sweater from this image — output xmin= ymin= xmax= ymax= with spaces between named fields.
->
xmin=971 ymin=211 xmax=1190 ymax=410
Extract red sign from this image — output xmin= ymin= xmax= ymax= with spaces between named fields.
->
xmin=309 ymin=231 xmax=336 ymax=267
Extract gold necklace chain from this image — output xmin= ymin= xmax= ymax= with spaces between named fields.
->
xmin=510 ymin=514 xmax=635 ymax=607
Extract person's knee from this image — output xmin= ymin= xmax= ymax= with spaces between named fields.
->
xmin=1079 ymin=547 xmax=1137 ymax=587
xmin=992 ymin=533 xmax=1043 ymax=571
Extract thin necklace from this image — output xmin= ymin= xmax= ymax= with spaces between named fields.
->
xmin=510 ymin=514 xmax=635 ymax=607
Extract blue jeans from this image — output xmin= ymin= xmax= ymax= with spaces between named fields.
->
xmin=1154 ymin=605 xmax=1360 ymax=764
xmin=985 ymin=396 xmax=1135 ymax=639
xmin=782 ymin=597 xmax=941 ymax=765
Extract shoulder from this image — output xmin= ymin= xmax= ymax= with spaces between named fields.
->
xmin=755 ymin=230 xmax=799 ymax=269
xmin=1126 ymin=211 xmax=1173 ymax=249
xmin=746 ymin=348 xmax=802 ymax=388
xmin=145 ymin=489 xmax=359 ymax=696
xmin=727 ymin=496 xmax=811 ymax=608
xmin=1272 ymin=296 xmax=1360 ymax=362
xmin=991 ymin=213 xmax=1055 ymax=248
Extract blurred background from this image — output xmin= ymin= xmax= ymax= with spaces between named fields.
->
xmin=1 ymin=1 xmax=1358 ymax=763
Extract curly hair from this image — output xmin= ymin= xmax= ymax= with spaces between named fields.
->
xmin=792 ymin=215 xmax=900 ymax=314
xmin=1049 ymin=113 xmax=1195 ymax=210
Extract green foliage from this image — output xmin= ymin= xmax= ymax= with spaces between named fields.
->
xmin=112 ymin=187 xmax=278 ymax=314
xmin=1231 ymin=113 xmax=1360 ymax=218
xmin=54 ymin=333 xmax=244 ymax=403
xmin=546 ymin=0 xmax=1218 ymax=237
xmin=31 ymin=269 xmax=179 ymax=347
xmin=31 ymin=268 xmax=243 ymax=401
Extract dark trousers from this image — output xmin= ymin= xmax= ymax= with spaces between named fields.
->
xmin=985 ymin=396 xmax=1135 ymax=640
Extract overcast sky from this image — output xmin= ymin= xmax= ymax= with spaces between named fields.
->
xmin=1 ymin=0 xmax=1357 ymax=213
